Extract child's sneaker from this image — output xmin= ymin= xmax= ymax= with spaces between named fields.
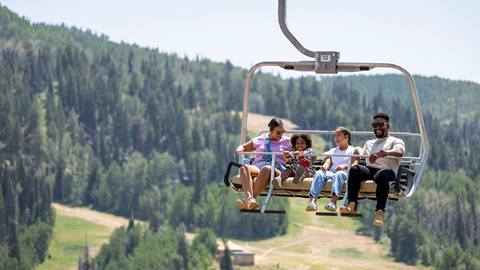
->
xmin=272 ymin=176 xmax=282 ymax=188
xmin=305 ymin=201 xmax=317 ymax=212
xmin=324 ymin=201 xmax=336 ymax=212
xmin=293 ymin=167 xmax=305 ymax=184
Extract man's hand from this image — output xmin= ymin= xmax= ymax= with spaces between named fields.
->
xmin=336 ymin=165 xmax=347 ymax=171
xmin=368 ymin=154 xmax=378 ymax=164
xmin=377 ymin=150 xmax=387 ymax=158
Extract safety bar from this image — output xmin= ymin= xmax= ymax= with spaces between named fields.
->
xmin=257 ymin=129 xmax=422 ymax=137
xmin=236 ymin=151 xmax=420 ymax=161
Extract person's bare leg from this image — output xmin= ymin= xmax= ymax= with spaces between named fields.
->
xmin=331 ymin=193 xmax=339 ymax=204
xmin=281 ymin=168 xmax=292 ymax=181
xmin=253 ymin=167 xmax=280 ymax=198
xmin=240 ymin=165 xmax=259 ymax=198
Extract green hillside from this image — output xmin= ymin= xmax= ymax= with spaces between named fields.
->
xmin=0 ymin=3 xmax=479 ymax=269
xmin=322 ymin=74 xmax=480 ymax=121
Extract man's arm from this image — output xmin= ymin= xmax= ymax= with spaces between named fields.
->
xmin=379 ymin=139 xmax=405 ymax=157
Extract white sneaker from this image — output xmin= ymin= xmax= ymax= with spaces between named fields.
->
xmin=324 ymin=201 xmax=336 ymax=212
xmin=305 ymin=201 xmax=317 ymax=212
xmin=272 ymin=176 xmax=282 ymax=188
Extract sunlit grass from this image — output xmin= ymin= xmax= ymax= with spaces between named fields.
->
xmin=330 ymin=247 xmax=364 ymax=259
xmin=37 ymin=214 xmax=114 ymax=270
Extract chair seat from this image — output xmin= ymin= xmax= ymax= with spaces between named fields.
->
xmin=230 ymin=175 xmax=405 ymax=200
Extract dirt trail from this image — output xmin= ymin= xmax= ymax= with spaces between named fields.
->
xmin=53 ymin=200 xmax=423 ymax=269
xmin=238 ymin=112 xmax=298 ymax=133
xmin=53 ymin=203 xmax=131 ymax=229
xmin=227 ymin=199 xmax=425 ymax=270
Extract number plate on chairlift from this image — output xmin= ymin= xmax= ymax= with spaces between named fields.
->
xmin=315 ymin=51 xmax=339 ymax=74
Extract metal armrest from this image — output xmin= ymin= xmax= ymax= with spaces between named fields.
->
xmin=224 ymin=161 xmax=242 ymax=187
xmin=395 ymin=166 xmax=416 ymax=192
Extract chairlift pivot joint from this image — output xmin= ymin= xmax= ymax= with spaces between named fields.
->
xmin=315 ymin=51 xmax=340 ymax=74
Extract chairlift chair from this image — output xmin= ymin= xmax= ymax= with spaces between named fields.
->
xmin=224 ymin=0 xmax=429 ymax=215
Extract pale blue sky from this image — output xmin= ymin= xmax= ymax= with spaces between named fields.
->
xmin=2 ymin=0 xmax=479 ymax=83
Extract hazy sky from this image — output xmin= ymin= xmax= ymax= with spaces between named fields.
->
xmin=2 ymin=0 xmax=479 ymax=83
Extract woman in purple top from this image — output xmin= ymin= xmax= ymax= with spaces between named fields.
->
xmin=234 ymin=118 xmax=292 ymax=209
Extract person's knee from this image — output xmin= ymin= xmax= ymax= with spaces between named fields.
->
xmin=375 ymin=170 xmax=394 ymax=183
xmin=349 ymin=164 xmax=360 ymax=173
xmin=373 ymin=177 xmax=389 ymax=190
xmin=259 ymin=166 xmax=271 ymax=175
xmin=240 ymin=165 xmax=250 ymax=175
xmin=314 ymin=171 xmax=326 ymax=181
xmin=349 ymin=165 xmax=361 ymax=178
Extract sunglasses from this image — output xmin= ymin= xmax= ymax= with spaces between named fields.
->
xmin=371 ymin=122 xmax=386 ymax=128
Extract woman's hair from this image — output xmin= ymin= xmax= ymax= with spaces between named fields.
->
xmin=336 ymin=127 xmax=352 ymax=145
xmin=268 ymin=117 xmax=284 ymax=130
xmin=291 ymin=134 xmax=312 ymax=149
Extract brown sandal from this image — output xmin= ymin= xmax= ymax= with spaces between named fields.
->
xmin=246 ymin=197 xmax=259 ymax=210
xmin=235 ymin=199 xmax=247 ymax=209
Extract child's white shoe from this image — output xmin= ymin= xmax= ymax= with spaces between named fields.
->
xmin=305 ymin=201 xmax=317 ymax=212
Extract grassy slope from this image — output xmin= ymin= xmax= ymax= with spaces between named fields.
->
xmin=37 ymin=213 xmax=114 ymax=270
xmin=37 ymin=201 xmax=427 ymax=270
xmin=233 ymin=198 xmax=428 ymax=270
xmin=37 ymin=204 xmax=134 ymax=270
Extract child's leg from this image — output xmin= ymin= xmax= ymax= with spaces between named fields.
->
xmin=281 ymin=168 xmax=292 ymax=181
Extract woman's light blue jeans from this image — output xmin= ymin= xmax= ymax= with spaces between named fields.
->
xmin=309 ymin=170 xmax=348 ymax=199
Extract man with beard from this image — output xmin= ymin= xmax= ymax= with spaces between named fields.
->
xmin=340 ymin=112 xmax=405 ymax=227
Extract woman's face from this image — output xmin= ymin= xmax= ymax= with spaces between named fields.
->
xmin=269 ymin=126 xmax=285 ymax=141
xmin=295 ymin=137 xmax=307 ymax=151
xmin=334 ymin=130 xmax=349 ymax=147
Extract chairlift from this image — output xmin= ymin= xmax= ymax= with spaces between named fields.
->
xmin=224 ymin=0 xmax=429 ymax=215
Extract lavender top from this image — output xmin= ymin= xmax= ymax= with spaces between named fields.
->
xmin=252 ymin=134 xmax=292 ymax=166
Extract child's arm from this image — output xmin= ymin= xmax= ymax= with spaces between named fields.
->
xmin=299 ymin=148 xmax=315 ymax=159
xmin=321 ymin=156 xmax=332 ymax=171
xmin=351 ymin=147 xmax=362 ymax=165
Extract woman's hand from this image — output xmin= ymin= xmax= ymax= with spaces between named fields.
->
xmin=336 ymin=164 xmax=348 ymax=171
xmin=235 ymin=146 xmax=244 ymax=155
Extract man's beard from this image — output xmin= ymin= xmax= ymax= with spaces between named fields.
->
xmin=374 ymin=130 xmax=386 ymax=138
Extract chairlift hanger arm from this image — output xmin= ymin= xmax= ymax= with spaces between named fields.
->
xmin=278 ymin=0 xmax=315 ymax=58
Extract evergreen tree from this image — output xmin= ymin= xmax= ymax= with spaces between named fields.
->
xmin=220 ymin=240 xmax=233 ymax=270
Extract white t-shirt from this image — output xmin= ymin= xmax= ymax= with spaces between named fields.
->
xmin=325 ymin=145 xmax=355 ymax=172
xmin=363 ymin=136 xmax=405 ymax=173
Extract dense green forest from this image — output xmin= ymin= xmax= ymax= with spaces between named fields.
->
xmin=1 ymin=4 xmax=479 ymax=269
xmin=92 ymin=221 xmax=220 ymax=270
